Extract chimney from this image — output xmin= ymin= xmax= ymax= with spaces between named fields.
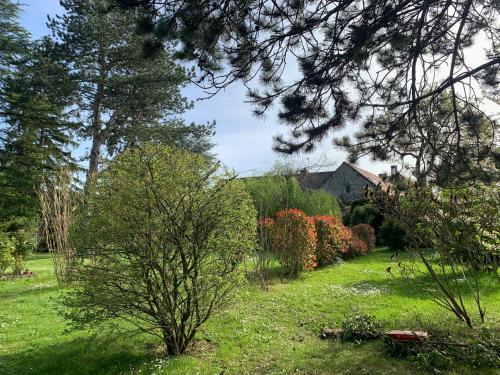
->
xmin=391 ymin=165 xmax=398 ymax=176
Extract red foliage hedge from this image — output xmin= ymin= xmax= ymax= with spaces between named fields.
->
xmin=351 ymin=224 xmax=376 ymax=252
xmin=257 ymin=211 xmax=376 ymax=278
xmin=345 ymin=235 xmax=368 ymax=257
xmin=272 ymin=209 xmax=317 ymax=277
xmin=312 ymin=215 xmax=350 ymax=266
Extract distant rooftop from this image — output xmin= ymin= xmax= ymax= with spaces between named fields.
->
xmin=296 ymin=161 xmax=390 ymax=190
xmin=344 ymin=162 xmax=390 ymax=189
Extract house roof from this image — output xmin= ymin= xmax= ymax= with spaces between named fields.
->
xmin=295 ymin=161 xmax=390 ymax=191
xmin=295 ymin=170 xmax=334 ymax=190
xmin=343 ymin=162 xmax=390 ymax=190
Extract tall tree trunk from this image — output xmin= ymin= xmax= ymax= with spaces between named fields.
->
xmin=87 ymin=123 xmax=101 ymax=180
xmin=86 ymin=46 xmax=106 ymax=188
xmin=414 ymin=151 xmax=427 ymax=186
xmin=36 ymin=129 xmax=49 ymax=252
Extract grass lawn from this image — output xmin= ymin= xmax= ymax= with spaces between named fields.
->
xmin=0 ymin=248 xmax=499 ymax=375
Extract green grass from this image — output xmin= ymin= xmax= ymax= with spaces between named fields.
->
xmin=0 ymin=249 xmax=499 ymax=375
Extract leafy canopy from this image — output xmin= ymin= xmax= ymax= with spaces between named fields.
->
xmin=49 ymin=0 xmax=214 ymax=177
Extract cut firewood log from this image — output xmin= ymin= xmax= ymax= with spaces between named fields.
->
xmin=320 ymin=327 xmax=344 ymax=340
xmin=386 ymin=330 xmax=428 ymax=342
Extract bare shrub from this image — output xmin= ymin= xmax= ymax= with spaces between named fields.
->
xmin=372 ymin=184 xmax=499 ymax=328
xmin=38 ymin=166 xmax=78 ymax=285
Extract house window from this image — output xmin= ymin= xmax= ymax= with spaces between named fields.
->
xmin=345 ymin=184 xmax=351 ymax=193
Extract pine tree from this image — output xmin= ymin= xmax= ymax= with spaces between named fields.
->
xmin=349 ymin=94 xmax=499 ymax=186
xmin=0 ymin=0 xmax=29 ymax=116
xmin=49 ymin=0 xmax=213 ymax=182
xmin=116 ymin=0 xmax=499 ymax=183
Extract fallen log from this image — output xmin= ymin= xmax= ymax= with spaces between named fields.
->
xmin=320 ymin=327 xmax=430 ymax=343
xmin=386 ymin=330 xmax=428 ymax=343
xmin=320 ymin=327 xmax=344 ymax=340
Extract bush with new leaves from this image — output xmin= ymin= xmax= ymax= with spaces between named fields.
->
xmin=62 ymin=144 xmax=256 ymax=355
xmin=0 ymin=218 xmax=36 ymax=276
xmin=0 ymin=233 xmax=15 ymax=276
xmin=379 ymin=217 xmax=409 ymax=250
xmin=312 ymin=215 xmax=349 ymax=266
xmin=351 ymin=224 xmax=376 ymax=252
xmin=371 ymin=183 xmax=499 ymax=327
xmin=271 ymin=209 xmax=317 ymax=278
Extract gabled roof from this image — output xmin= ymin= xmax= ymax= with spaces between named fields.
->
xmin=343 ymin=162 xmax=390 ymax=189
xmin=295 ymin=170 xmax=334 ymax=190
xmin=295 ymin=161 xmax=390 ymax=191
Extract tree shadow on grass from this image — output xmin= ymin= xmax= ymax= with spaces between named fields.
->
xmin=344 ymin=269 xmax=500 ymax=301
xmin=294 ymin=340 xmax=425 ymax=375
xmin=0 ymin=284 xmax=60 ymax=303
xmin=0 ymin=335 xmax=156 ymax=375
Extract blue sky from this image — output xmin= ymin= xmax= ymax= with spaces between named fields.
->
xmin=18 ymin=0 xmax=393 ymax=176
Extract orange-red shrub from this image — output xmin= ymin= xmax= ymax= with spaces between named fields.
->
xmin=338 ymin=226 xmax=352 ymax=256
xmin=345 ymin=233 xmax=369 ymax=257
xmin=271 ymin=209 xmax=317 ymax=278
xmin=351 ymin=224 xmax=376 ymax=252
xmin=312 ymin=215 xmax=350 ymax=266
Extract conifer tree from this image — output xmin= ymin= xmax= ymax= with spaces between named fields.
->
xmin=49 ymin=0 xmax=213 ymax=181
xmin=0 ymin=2 xmax=77 ymax=221
xmin=117 ymin=0 xmax=499 ymax=183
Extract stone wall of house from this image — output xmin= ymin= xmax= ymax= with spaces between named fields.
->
xmin=321 ymin=162 xmax=374 ymax=204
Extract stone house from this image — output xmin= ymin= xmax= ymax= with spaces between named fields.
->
xmin=295 ymin=161 xmax=391 ymax=204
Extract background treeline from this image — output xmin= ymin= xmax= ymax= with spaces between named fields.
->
xmin=343 ymin=199 xmax=408 ymax=250
xmin=243 ymin=175 xmax=342 ymax=219
xmin=0 ymin=0 xmax=214 ymax=274
xmin=241 ymin=172 xmax=406 ymax=251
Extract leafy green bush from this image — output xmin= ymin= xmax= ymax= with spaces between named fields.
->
xmin=271 ymin=208 xmax=317 ymax=278
xmin=341 ymin=313 xmax=383 ymax=341
xmin=0 ymin=218 xmax=36 ymax=275
xmin=349 ymin=204 xmax=379 ymax=226
xmin=351 ymin=224 xmax=376 ymax=252
xmin=11 ymin=227 xmax=35 ymax=274
xmin=0 ymin=233 xmax=15 ymax=276
xmin=63 ymin=144 xmax=256 ymax=355
xmin=373 ymin=183 xmax=498 ymax=327
xmin=379 ymin=217 xmax=409 ymax=250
